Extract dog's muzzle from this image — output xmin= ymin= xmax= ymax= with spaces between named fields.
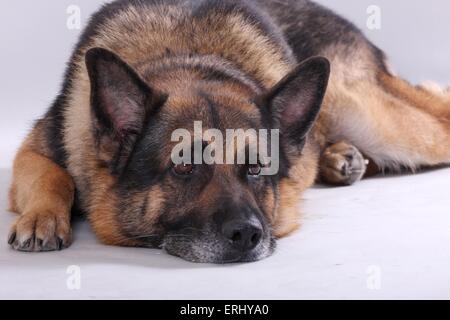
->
xmin=162 ymin=207 xmax=275 ymax=263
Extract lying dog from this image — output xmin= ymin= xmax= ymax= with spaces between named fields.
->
xmin=8 ymin=0 xmax=450 ymax=263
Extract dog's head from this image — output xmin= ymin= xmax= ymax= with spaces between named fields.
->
xmin=85 ymin=48 xmax=329 ymax=263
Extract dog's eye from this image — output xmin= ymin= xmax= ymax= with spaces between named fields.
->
xmin=173 ymin=163 xmax=194 ymax=176
xmin=248 ymin=164 xmax=262 ymax=177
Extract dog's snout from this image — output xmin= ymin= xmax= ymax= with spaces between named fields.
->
xmin=221 ymin=218 xmax=263 ymax=252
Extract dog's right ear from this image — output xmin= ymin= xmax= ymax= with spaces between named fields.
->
xmin=86 ymin=48 xmax=165 ymax=174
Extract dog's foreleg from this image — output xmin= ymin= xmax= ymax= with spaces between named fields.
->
xmin=8 ymin=135 xmax=74 ymax=252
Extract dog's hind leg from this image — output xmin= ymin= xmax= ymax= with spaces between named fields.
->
xmin=8 ymin=127 xmax=75 ymax=252
xmin=318 ymin=69 xmax=450 ymax=182
xmin=379 ymin=73 xmax=450 ymax=120
xmin=319 ymin=141 xmax=369 ymax=186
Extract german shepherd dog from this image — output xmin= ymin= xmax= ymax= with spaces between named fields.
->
xmin=8 ymin=0 xmax=450 ymax=263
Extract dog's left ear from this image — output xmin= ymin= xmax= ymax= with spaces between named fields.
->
xmin=266 ymin=56 xmax=330 ymax=147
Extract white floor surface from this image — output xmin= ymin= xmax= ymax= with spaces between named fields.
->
xmin=1 ymin=168 xmax=449 ymax=300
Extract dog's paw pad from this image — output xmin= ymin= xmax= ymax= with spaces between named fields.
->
xmin=320 ymin=142 xmax=368 ymax=186
xmin=8 ymin=211 xmax=72 ymax=252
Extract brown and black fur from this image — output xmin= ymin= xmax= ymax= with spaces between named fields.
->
xmin=8 ymin=0 xmax=450 ymax=263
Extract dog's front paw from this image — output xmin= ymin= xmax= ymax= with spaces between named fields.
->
xmin=319 ymin=142 xmax=368 ymax=186
xmin=8 ymin=210 xmax=72 ymax=252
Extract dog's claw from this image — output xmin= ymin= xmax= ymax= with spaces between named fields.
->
xmin=8 ymin=211 xmax=72 ymax=253
xmin=7 ymin=232 xmax=16 ymax=245
xmin=57 ymin=238 xmax=64 ymax=251
xmin=16 ymin=237 xmax=34 ymax=252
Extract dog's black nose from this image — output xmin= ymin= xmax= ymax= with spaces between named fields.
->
xmin=221 ymin=219 xmax=263 ymax=252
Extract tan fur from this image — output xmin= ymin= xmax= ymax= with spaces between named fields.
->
xmin=379 ymin=73 xmax=450 ymax=121
xmin=274 ymin=141 xmax=319 ymax=238
xmin=86 ymin=170 xmax=131 ymax=246
xmin=8 ymin=131 xmax=75 ymax=251
xmin=8 ymin=183 xmax=18 ymax=213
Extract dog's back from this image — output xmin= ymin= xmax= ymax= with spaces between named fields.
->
xmin=60 ymin=0 xmax=450 ymax=186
